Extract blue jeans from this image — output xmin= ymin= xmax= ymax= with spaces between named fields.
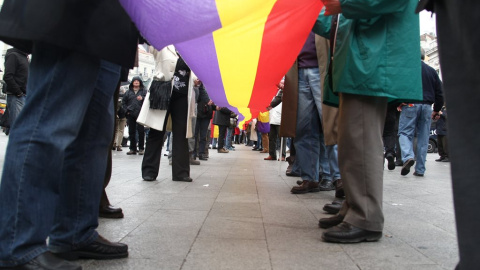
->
xmin=6 ymin=95 xmax=25 ymax=128
xmin=294 ymin=67 xmax=324 ymax=182
xmin=398 ymin=104 xmax=432 ymax=174
xmin=324 ymin=144 xmax=341 ymax=181
xmin=226 ymin=127 xmax=233 ymax=149
xmin=0 ymin=43 xmax=120 ymax=267
xmin=256 ymin=130 xmax=262 ymax=149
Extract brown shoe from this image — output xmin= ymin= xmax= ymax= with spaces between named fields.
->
xmin=260 ymin=149 xmax=269 ymax=153
xmin=116 ymin=146 xmax=122 ymax=151
xmin=291 ymin=180 xmax=320 ymax=194
xmin=126 ymin=150 xmax=137 ymax=155
xmin=218 ymin=148 xmax=229 ymax=153
xmin=264 ymin=155 xmax=276 ymax=160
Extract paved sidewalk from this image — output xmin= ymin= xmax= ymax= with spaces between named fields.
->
xmin=0 ymin=135 xmax=459 ymax=269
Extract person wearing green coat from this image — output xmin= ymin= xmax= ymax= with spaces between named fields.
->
xmin=316 ymin=0 xmax=422 ymax=243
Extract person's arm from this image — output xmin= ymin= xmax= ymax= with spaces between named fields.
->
xmin=312 ymin=8 xmax=332 ymax=38
xmin=433 ymin=75 xmax=444 ymax=113
xmin=3 ymin=54 xmax=22 ymax=96
xmin=270 ymin=89 xmax=283 ymax=108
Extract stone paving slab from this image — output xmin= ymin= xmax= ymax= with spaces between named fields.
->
xmin=0 ymin=134 xmax=459 ymax=269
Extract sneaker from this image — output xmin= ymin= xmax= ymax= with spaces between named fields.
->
xmin=138 ymin=149 xmax=144 ymax=155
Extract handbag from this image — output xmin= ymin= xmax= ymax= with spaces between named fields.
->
xmin=229 ymin=117 xmax=238 ymax=128
xmin=149 ymin=80 xmax=172 ymax=110
xmin=136 ymin=91 xmax=168 ymax=131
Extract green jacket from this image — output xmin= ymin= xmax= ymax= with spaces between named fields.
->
xmin=313 ymin=0 xmax=422 ymax=106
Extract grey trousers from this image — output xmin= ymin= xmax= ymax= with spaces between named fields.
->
xmin=338 ymin=93 xmax=387 ymax=232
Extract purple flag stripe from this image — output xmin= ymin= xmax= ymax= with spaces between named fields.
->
xmin=120 ymin=0 xmax=223 ymax=50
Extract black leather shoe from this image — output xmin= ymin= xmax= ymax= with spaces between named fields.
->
xmin=296 ymin=180 xmax=303 ymax=185
xmin=143 ymin=176 xmax=156 ymax=181
xmin=401 ymin=158 xmax=415 ymax=176
xmin=53 ymin=235 xmax=128 ymax=260
xmin=334 ymin=179 xmax=345 ymax=198
xmin=4 ymin=252 xmax=82 ymax=270
xmin=172 ymin=176 xmax=193 ymax=182
xmin=319 ymin=215 xmax=344 ymax=229
xmin=435 ymin=157 xmax=445 ymax=162
xmin=319 ymin=179 xmax=335 ymax=191
xmin=413 ymin=171 xmax=424 ymax=177
xmin=99 ymin=205 xmax=124 ymax=219
xmin=385 ymin=154 xmax=395 ymax=170
xmin=286 ymin=170 xmax=300 ymax=177
xmin=199 ymin=156 xmax=208 ymax=161
xmin=323 ymin=202 xmax=342 ymax=214
xmin=322 ymin=222 xmax=382 ymax=243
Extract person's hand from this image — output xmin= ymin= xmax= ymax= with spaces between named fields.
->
xmin=137 ymin=96 xmax=143 ymax=101
xmin=194 ymin=79 xmax=202 ymax=86
xmin=267 ymin=106 xmax=273 ymax=111
xmin=208 ymin=100 xmax=213 ymax=105
xmin=276 ymin=81 xmax=284 ymax=90
xmin=397 ymin=103 xmax=407 ymax=112
xmin=432 ymin=111 xmax=440 ymax=120
xmin=322 ymin=0 xmax=342 ymax=15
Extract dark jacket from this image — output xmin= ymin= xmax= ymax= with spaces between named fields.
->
xmin=196 ymin=84 xmax=214 ymax=119
xmin=212 ymin=107 xmax=233 ymax=126
xmin=270 ymin=89 xmax=283 ymax=108
xmin=3 ymin=48 xmax=29 ymax=96
xmin=436 ymin=106 xmax=447 ymax=136
xmin=122 ymin=78 xmax=147 ymax=119
xmin=0 ymin=0 xmax=138 ymax=69
xmin=420 ymin=61 xmax=443 ymax=112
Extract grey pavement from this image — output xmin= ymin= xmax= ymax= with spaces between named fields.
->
xmin=0 ymin=135 xmax=459 ymax=270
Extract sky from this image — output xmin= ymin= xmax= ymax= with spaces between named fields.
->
xmin=419 ymin=10 xmax=436 ymax=35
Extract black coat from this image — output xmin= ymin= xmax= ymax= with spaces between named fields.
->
xmin=3 ymin=48 xmax=29 ymax=96
xmin=0 ymin=0 xmax=138 ymax=68
xmin=213 ymin=107 xmax=233 ymax=126
xmin=123 ymin=78 xmax=147 ymax=119
xmin=196 ymin=85 xmax=214 ymax=119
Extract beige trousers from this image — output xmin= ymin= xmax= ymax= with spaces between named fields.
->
xmin=338 ymin=93 xmax=387 ymax=232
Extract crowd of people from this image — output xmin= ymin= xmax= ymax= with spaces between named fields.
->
xmin=0 ymin=0 xmax=477 ymax=269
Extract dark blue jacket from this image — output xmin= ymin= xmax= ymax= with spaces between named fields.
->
xmin=421 ymin=61 xmax=443 ymax=112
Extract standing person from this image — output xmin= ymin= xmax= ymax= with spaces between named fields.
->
xmin=141 ymin=46 xmax=197 ymax=182
xmin=416 ymin=1 xmax=480 ymax=267
xmin=383 ymin=103 xmax=400 ymax=170
xmin=0 ymin=1 xmax=138 ymax=269
xmin=3 ymin=47 xmax=29 ymax=132
xmin=213 ymin=106 xmax=233 ymax=153
xmin=265 ymin=83 xmax=285 ymax=161
xmin=194 ymin=80 xmax=214 ymax=160
xmin=317 ymin=0 xmax=422 ymax=243
xmin=123 ymin=76 xmax=147 ymax=155
xmin=434 ymin=105 xmax=448 ymax=162
xmin=397 ymin=49 xmax=443 ymax=177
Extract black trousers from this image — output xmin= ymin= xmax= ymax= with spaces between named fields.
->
xmin=383 ymin=103 xmax=398 ymax=157
xmin=436 ymin=1 xmax=480 ymax=268
xmin=268 ymin=124 xmax=286 ymax=158
xmin=437 ymin=135 xmax=448 ymax=158
xmin=217 ymin=125 xmax=227 ymax=150
xmin=127 ymin=115 xmax=144 ymax=151
xmin=142 ymin=91 xmax=189 ymax=179
xmin=194 ymin=117 xmax=211 ymax=157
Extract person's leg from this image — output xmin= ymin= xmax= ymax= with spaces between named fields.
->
xmin=398 ymin=105 xmax=418 ymax=163
xmin=0 ymin=43 xmax=103 ymax=266
xmin=383 ymin=104 xmax=397 ymax=158
xmin=48 ymin=59 xmax=122 ymax=252
xmin=137 ymin=122 xmax=145 ymax=151
xmin=142 ymin=128 xmax=166 ymax=180
xmin=115 ymin=118 xmax=126 ymax=149
xmin=198 ymin=118 xmax=210 ymax=158
xmin=268 ymin=125 xmax=279 ymax=159
xmin=127 ymin=116 xmax=137 ymax=152
xmin=336 ymin=93 xmax=387 ymax=232
xmin=294 ymin=68 xmax=320 ymax=182
xmin=217 ymin=125 xmax=227 ymax=150
xmin=256 ymin=130 xmax=262 ymax=150
xmin=436 ymin=3 xmax=480 ymax=267
xmin=414 ymin=104 xmax=432 ymax=174
xmin=261 ymin=132 xmax=269 ymax=152
xmin=170 ymin=92 xmax=190 ymax=179
xmin=226 ymin=127 xmax=233 ymax=149
xmin=5 ymin=95 xmax=25 ymax=128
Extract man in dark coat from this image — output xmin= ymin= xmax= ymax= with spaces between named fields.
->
xmin=194 ymin=81 xmax=214 ymax=160
xmin=212 ymin=106 xmax=233 ymax=153
xmin=417 ymin=1 xmax=480 ymax=268
xmin=122 ymin=76 xmax=147 ymax=155
xmin=0 ymin=1 xmax=138 ymax=269
xmin=3 ymin=47 xmax=29 ymax=132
